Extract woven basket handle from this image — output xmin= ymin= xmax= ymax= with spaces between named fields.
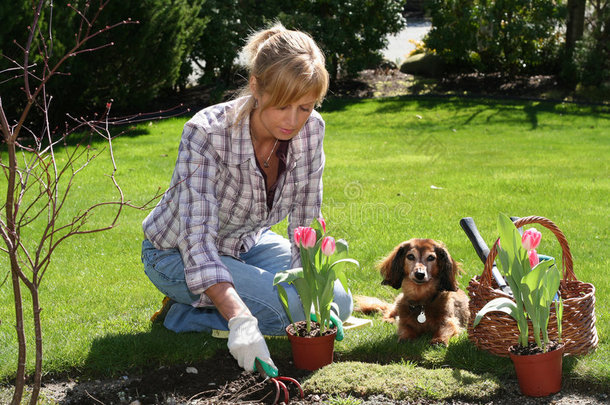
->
xmin=481 ymin=216 xmax=576 ymax=286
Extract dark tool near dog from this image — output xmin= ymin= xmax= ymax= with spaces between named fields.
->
xmin=255 ymin=357 xmax=304 ymax=404
xmin=459 ymin=217 xmax=513 ymax=296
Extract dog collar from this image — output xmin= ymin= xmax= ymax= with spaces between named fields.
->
xmin=408 ymin=292 xmax=440 ymax=324
xmin=408 ymin=304 xmax=427 ymax=323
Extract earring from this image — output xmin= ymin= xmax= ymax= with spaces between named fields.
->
xmin=253 ymin=98 xmax=259 ymax=109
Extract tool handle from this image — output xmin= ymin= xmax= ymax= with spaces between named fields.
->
xmin=460 ymin=217 xmax=510 ymax=293
xmin=255 ymin=357 xmax=278 ymax=378
xmin=459 ymin=217 xmax=490 ymax=263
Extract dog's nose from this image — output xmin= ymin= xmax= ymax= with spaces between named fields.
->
xmin=414 ymin=269 xmax=426 ymax=281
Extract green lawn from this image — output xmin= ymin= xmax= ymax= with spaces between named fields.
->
xmin=1 ymin=96 xmax=609 ymax=394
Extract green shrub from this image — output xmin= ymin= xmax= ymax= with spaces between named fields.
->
xmin=54 ymin=0 xmax=205 ymax=114
xmin=1 ymin=1 xmax=205 ymax=119
xmin=423 ymin=0 xmax=478 ymax=70
xmin=189 ymin=0 xmax=407 ymax=85
xmin=277 ymin=0 xmax=407 ymax=79
xmin=188 ymin=0 xmax=273 ymax=87
xmin=425 ymin=0 xmax=565 ymax=76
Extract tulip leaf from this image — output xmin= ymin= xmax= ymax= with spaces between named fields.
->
xmin=273 ymin=267 xmax=304 ymax=285
xmin=479 ymin=213 xmax=564 ymax=351
xmin=294 ymin=277 xmax=313 ymax=332
xmin=275 ymin=284 xmax=294 ymax=325
xmin=335 ymin=239 xmax=349 ymax=256
xmin=473 ymin=297 xmax=518 ymax=327
xmin=555 ymin=298 xmax=564 ymax=340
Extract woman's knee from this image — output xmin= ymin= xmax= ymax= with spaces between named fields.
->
xmin=141 ymin=240 xmax=198 ymax=304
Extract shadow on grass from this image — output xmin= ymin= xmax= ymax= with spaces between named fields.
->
xmin=61 ymin=125 xmax=152 ymax=148
xmin=321 ymin=93 xmax=610 ymax=134
xmin=79 ymin=324 xmax=225 ymax=378
xmin=340 ymin=329 xmax=512 ymax=375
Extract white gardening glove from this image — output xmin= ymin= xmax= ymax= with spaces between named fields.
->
xmin=227 ymin=313 xmax=275 ymax=372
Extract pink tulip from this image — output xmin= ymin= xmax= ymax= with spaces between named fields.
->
xmin=318 ymin=217 xmax=326 ymax=233
xmin=321 ymin=236 xmax=336 ymax=256
xmin=301 ymin=227 xmax=317 ymax=248
xmin=522 ymin=228 xmax=542 ymax=251
xmin=293 ymin=227 xmax=303 ymax=246
xmin=528 ymin=249 xmax=540 ymax=268
xmin=294 ymin=226 xmax=316 ymax=248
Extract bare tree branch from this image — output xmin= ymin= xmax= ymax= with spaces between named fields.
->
xmin=0 ymin=2 xmax=163 ymax=403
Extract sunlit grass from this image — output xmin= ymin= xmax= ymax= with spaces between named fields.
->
xmin=1 ymin=98 xmax=609 ymax=395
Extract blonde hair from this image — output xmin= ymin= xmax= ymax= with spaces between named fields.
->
xmin=234 ymin=23 xmax=329 ymax=125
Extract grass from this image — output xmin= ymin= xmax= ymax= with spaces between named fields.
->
xmin=305 ymin=361 xmax=501 ymax=402
xmin=1 ymin=96 xmax=609 ymax=398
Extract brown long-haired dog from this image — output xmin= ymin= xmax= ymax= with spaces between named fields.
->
xmin=356 ymin=238 xmax=469 ymax=345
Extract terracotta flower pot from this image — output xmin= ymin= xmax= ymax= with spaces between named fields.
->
xmin=509 ymin=344 xmax=564 ymax=397
xmin=286 ymin=321 xmax=336 ymax=371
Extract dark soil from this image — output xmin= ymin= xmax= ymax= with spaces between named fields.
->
xmin=328 ymin=69 xmax=565 ymax=101
xmin=44 ymin=352 xmax=313 ymax=405
xmin=509 ymin=341 xmax=563 ymax=356
xmin=38 ymin=349 xmax=609 ymax=405
xmin=288 ymin=321 xmax=337 ymax=338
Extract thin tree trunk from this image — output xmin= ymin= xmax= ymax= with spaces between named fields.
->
xmin=7 ymin=141 xmax=27 ymax=405
xmin=9 ymin=262 xmax=26 ymax=405
xmin=566 ymin=0 xmax=587 ymax=57
xmin=29 ymin=285 xmax=43 ymax=405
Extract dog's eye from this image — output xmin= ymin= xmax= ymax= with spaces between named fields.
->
xmin=406 ymin=254 xmax=415 ymax=260
xmin=427 ymin=255 xmax=435 ymax=262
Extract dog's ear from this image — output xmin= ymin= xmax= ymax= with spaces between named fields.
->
xmin=435 ymin=244 xmax=459 ymax=292
xmin=379 ymin=243 xmax=409 ymax=289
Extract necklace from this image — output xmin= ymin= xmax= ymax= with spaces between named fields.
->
xmin=262 ymin=138 xmax=279 ymax=168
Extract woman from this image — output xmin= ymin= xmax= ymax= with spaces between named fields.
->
xmin=141 ymin=23 xmax=353 ymax=372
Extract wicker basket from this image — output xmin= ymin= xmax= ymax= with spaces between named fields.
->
xmin=467 ymin=216 xmax=598 ymax=357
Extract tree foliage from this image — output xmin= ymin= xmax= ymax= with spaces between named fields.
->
xmin=277 ymin=0 xmax=407 ymax=80
xmin=190 ymin=0 xmax=407 ymax=85
xmin=188 ymin=0 xmax=274 ymax=87
xmin=1 ymin=0 xmax=205 ymax=119
xmin=425 ymin=0 xmax=565 ymax=76
xmin=3 ymin=0 xmax=407 ymax=116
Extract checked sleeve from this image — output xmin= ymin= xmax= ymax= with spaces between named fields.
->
xmin=143 ymin=121 xmax=232 ymax=306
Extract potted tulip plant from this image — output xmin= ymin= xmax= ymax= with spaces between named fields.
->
xmin=474 ymin=213 xmax=564 ymax=397
xmin=273 ymin=218 xmax=359 ymax=370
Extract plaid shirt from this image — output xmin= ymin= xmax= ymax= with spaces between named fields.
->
xmin=142 ymin=97 xmax=325 ymax=306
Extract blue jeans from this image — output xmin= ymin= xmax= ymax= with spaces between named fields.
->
xmin=141 ymin=230 xmax=353 ymax=335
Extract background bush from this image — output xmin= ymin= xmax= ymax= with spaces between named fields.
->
xmin=186 ymin=0 xmax=282 ymax=88
xmin=424 ymin=0 xmax=565 ymax=76
xmin=190 ymin=0 xmax=407 ymax=86
xmin=276 ymin=0 xmax=407 ymax=80
xmin=2 ymin=0 xmax=407 ymax=120
xmin=50 ymin=0 xmax=205 ymax=115
xmin=5 ymin=0 xmax=607 ymax=114
xmin=1 ymin=0 xmax=205 ymax=120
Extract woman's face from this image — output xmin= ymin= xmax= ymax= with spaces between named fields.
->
xmin=253 ymin=91 xmax=318 ymax=141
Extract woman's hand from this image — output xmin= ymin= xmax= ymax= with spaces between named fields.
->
xmin=227 ymin=312 xmax=275 ymax=372
xmin=206 ymin=282 xmax=275 ymax=372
